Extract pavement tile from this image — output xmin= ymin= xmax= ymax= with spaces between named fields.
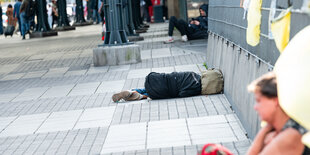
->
xmin=96 ymin=80 xmax=125 ymax=93
xmin=127 ymin=69 xmax=151 ymax=79
xmin=40 ymin=85 xmax=75 ymax=99
xmin=68 ymin=82 xmax=101 ymax=96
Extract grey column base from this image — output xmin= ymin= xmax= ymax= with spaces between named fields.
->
xmin=30 ymin=31 xmax=58 ymax=38
xmin=128 ymin=36 xmax=144 ymax=42
xmin=55 ymin=26 xmax=76 ymax=31
xmin=136 ymin=29 xmax=147 ymax=33
xmin=93 ymin=44 xmax=141 ymax=66
xmin=73 ymin=22 xmax=92 ymax=27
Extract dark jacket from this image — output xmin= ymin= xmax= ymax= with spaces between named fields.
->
xmin=20 ymin=0 xmax=29 ymax=13
xmin=145 ymin=72 xmax=202 ymax=99
xmin=188 ymin=4 xmax=208 ymax=39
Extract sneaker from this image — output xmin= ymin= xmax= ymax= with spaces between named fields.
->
xmin=164 ymin=37 xmax=174 ymax=44
xmin=112 ymin=90 xmax=131 ymax=102
xmin=181 ymin=35 xmax=188 ymax=42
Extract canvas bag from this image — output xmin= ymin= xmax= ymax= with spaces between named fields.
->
xmin=201 ymin=69 xmax=224 ymax=95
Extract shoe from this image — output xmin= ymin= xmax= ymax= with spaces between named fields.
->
xmin=112 ymin=90 xmax=131 ymax=102
xmin=181 ymin=35 xmax=188 ymax=42
xmin=164 ymin=37 xmax=174 ymax=44
xmin=126 ymin=92 xmax=142 ymax=101
xmin=22 ymin=36 xmax=25 ymax=40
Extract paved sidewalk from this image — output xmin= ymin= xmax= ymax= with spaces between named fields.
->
xmin=0 ymin=23 xmax=250 ymax=155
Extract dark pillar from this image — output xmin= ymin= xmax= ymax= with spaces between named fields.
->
xmin=123 ymin=0 xmax=143 ymax=41
xmin=87 ymin=0 xmax=92 ymax=20
xmin=102 ymin=0 xmax=129 ymax=45
xmin=56 ymin=0 xmax=76 ymax=31
xmin=75 ymin=0 xmax=86 ymax=23
xmin=74 ymin=0 xmax=92 ymax=26
xmin=31 ymin=0 xmax=58 ymax=38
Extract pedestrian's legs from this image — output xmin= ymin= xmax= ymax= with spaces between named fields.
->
xmin=20 ymin=12 xmax=26 ymax=39
xmin=173 ymin=19 xmax=187 ymax=36
xmin=48 ymin=16 xmax=53 ymax=29
xmin=17 ymin=17 xmax=21 ymax=35
xmin=0 ymin=19 xmax=3 ymax=35
xmin=168 ymin=16 xmax=178 ymax=36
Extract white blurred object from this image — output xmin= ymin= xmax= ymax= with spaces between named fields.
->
xmin=242 ymin=0 xmax=251 ymax=19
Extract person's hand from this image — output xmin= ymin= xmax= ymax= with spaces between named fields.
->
xmin=194 ymin=20 xmax=200 ymax=25
xmin=264 ymin=131 xmax=277 ymax=145
xmin=190 ymin=20 xmax=194 ymax=24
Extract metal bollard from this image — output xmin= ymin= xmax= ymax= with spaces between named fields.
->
xmin=57 ymin=0 xmax=70 ymax=27
xmin=122 ymin=0 xmax=136 ymax=36
xmin=35 ymin=0 xmax=51 ymax=31
xmin=102 ymin=0 xmax=130 ymax=45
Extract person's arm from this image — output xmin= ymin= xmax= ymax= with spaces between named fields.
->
xmin=197 ymin=18 xmax=208 ymax=30
xmin=259 ymin=128 xmax=304 ymax=155
xmin=246 ymin=124 xmax=274 ymax=155
xmin=98 ymin=2 xmax=103 ymax=13
xmin=13 ymin=6 xmax=16 ymax=18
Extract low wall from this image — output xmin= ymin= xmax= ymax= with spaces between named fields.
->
xmin=206 ymin=32 xmax=273 ymax=139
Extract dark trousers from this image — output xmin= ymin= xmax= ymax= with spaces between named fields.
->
xmin=168 ymin=16 xmax=193 ymax=37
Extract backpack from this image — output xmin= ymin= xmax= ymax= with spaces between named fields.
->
xmin=25 ymin=0 xmax=35 ymax=19
xmin=201 ymin=69 xmax=224 ymax=95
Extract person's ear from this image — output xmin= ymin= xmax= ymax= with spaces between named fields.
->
xmin=273 ymin=97 xmax=279 ymax=107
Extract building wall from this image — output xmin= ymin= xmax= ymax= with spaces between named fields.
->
xmin=207 ymin=0 xmax=310 ymax=139
xmin=208 ymin=0 xmax=310 ymax=65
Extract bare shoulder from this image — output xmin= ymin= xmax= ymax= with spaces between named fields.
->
xmin=260 ymin=128 xmax=304 ymax=155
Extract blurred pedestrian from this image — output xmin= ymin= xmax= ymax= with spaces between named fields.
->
xmin=0 ymin=2 xmax=3 ymax=35
xmin=13 ymin=0 xmax=22 ymax=35
xmin=52 ymin=0 xmax=58 ymax=27
xmin=247 ymin=72 xmax=309 ymax=155
xmin=47 ymin=4 xmax=53 ymax=29
xmin=20 ymin=0 xmax=30 ymax=39
xmin=91 ymin=0 xmax=99 ymax=24
xmin=6 ymin=4 xmax=16 ymax=27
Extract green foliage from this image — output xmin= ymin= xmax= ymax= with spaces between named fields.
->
xmin=203 ymin=62 xmax=208 ymax=69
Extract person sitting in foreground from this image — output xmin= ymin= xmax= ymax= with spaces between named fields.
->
xmin=164 ymin=4 xmax=208 ymax=43
xmin=247 ymin=72 xmax=309 ymax=155
xmin=112 ymin=70 xmax=223 ymax=102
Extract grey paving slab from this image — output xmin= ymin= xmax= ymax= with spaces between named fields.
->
xmin=87 ymin=66 xmax=109 ymax=74
xmin=68 ymin=82 xmax=101 ymax=96
xmin=64 ymin=70 xmax=87 ymax=77
xmin=101 ymin=123 xmax=147 ymax=154
xmin=74 ymin=106 xmax=116 ymax=129
xmin=0 ymin=64 xmax=20 ymax=74
xmin=0 ymin=93 xmax=19 ymax=103
xmin=12 ymin=87 xmax=49 ymax=102
xmin=40 ymin=85 xmax=75 ymax=99
xmin=42 ymin=67 xmax=70 ymax=78
xmin=151 ymin=48 xmax=171 ymax=59
xmin=175 ymin=64 xmax=201 ymax=73
xmin=147 ymin=119 xmax=191 ymax=149
xmin=109 ymin=65 xmax=130 ymax=72
xmin=0 ymin=73 xmax=25 ymax=81
xmin=22 ymin=70 xmax=48 ymax=79
xmin=96 ymin=80 xmax=125 ymax=93
xmin=151 ymin=67 xmax=175 ymax=73
xmin=141 ymin=50 xmax=152 ymax=60
xmin=0 ymin=113 xmax=49 ymax=137
xmin=127 ymin=69 xmax=151 ymax=79
xmin=36 ymin=110 xmax=83 ymax=133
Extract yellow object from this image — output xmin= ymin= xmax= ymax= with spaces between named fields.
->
xmin=274 ymin=25 xmax=310 ymax=147
xmin=246 ymin=0 xmax=262 ymax=46
xmin=271 ymin=8 xmax=291 ymax=53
